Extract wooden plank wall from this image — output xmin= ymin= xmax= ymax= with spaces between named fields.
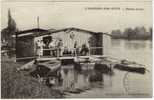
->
xmin=16 ymin=36 xmax=35 ymax=59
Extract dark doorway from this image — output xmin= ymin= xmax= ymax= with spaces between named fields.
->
xmin=43 ymin=36 xmax=52 ymax=56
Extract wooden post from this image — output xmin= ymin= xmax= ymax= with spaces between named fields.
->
xmin=102 ymin=33 xmax=103 ymax=55
xmin=15 ymin=33 xmax=18 ymax=62
xmin=37 ymin=16 xmax=40 ymax=29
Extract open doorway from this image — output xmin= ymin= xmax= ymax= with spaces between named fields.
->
xmin=43 ymin=36 xmax=52 ymax=56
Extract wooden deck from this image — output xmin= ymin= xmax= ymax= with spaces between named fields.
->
xmin=15 ymin=54 xmax=109 ymax=62
xmin=37 ymin=55 xmax=105 ymax=61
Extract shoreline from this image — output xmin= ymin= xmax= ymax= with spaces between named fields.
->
xmin=1 ymin=56 xmax=64 ymax=98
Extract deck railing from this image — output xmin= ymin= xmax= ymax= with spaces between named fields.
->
xmin=42 ymin=46 xmax=103 ymax=57
xmin=15 ymin=47 xmax=103 ymax=61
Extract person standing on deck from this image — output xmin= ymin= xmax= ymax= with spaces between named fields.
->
xmin=40 ymin=40 xmax=45 ymax=57
xmin=73 ymin=41 xmax=78 ymax=56
xmin=49 ymin=39 xmax=56 ymax=56
xmin=69 ymin=32 xmax=76 ymax=56
xmin=36 ymin=40 xmax=45 ymax=58
xmin=36 ymin=40 xmax=41 ymax=57
xmin=57 ymin=39 xmax=63 ymax=57
xmin=80 ymin=43 xmax=89 ymax=56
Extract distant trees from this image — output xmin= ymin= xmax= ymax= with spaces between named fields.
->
xmin=111 ymin=29 xmax=122 ymax=38
xmin=123 ymin=28 xmax=134 ymax=39
xmin=111 ymin=26 xmax=152 ymax=40
xmin=149 ymin=27 xmax=152 ymax=40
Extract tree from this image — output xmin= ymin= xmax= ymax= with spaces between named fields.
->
xmin=138 ymin=26 xmax=147 ymax=37
xmin=111 ymin=29 xmax=122 ymax=38
xmin=134 ymin=26 xmax=149 ymax=39
xmin=7 ymin=9 xmax=17 ymax=32
xmin=149 ymin=27 xmax=152 ymax=39
xmin=123 ymin=28 xmax=134 ymax=39
xmin=1 ymin=9 xmax=17 ymax=48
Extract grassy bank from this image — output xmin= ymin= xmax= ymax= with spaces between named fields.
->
xmin=1 ymin=56 xmax=63 ymax=98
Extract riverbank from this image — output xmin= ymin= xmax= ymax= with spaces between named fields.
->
xmin=111 ymin=37 xmax=152 ymax=40
xmin=1 ymin=56 xmax=64 ymax=98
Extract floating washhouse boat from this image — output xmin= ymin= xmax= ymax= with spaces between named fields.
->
xmin=15 ymin=27 xmax=148 ymax=75
xmin=15 ymin=27 xmax=107 ymax=61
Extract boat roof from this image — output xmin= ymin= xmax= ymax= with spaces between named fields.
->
xmin=16 ymin=27 xmax=104 ymax=38
xmin=16 ymin=28 xmax=48 ymax=34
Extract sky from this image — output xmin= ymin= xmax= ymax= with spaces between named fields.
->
xmin=1 ymin=1 xmax=152 ymax=33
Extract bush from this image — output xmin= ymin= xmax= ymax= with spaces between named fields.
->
xmin=1 ymin=61 xmax=63 ymax=98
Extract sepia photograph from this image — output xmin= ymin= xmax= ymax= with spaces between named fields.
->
xmin=1 ymin=0 xmax=153 ymax=98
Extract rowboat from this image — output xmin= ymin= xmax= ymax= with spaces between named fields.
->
xmin=113 ymin=60 xmax=146 ymax=74
xmin=36 ymin=59 xmax=61 ymax=72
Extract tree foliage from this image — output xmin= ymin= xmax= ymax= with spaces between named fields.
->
xmin=1 ymin=9 xmax=17 ymax=48
xmin=111 ymin=26 xmax=152 ymax=40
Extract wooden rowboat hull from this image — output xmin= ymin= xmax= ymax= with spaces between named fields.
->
xmin=114 ymin=64 xmax=146 ymax=74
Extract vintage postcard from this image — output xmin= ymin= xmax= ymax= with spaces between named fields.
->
xmin=1 ymin=0 xmax=152 ymax=98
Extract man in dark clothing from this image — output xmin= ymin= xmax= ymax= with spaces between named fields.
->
xmin=80 ymin=44 xmax=89 ymax=56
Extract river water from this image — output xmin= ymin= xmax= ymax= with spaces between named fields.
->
xmin=59 ymin=38 xmax=152 ymax=98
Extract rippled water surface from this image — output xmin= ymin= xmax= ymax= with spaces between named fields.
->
xmin=58 ymin=39 xmax=152 ymax=98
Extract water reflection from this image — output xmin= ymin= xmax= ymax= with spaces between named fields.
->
xmin=63 ymin=68 xmax=69 ymax=75
xmin=59 ymin=63 xmax=107 ymax=92
xmin=111 ymin=39 xmax=122 ymax=47
xmin=111 ymin=39 xmax=151 ymax=50
xmin=63 ymin=39 xmax=152 ymax=97
xmin=148 ymin=41 xmax=152 ymax=49
xmin=124 ymin=40 xmax=146 ymax=49
xmin=47 ymin=39 xmax=152 ymax=97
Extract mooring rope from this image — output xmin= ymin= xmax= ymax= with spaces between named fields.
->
xmin=123 ymin=72 xmax=129 ymax=94
xmin=123 ymin=69 xmax=150 ymax=94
